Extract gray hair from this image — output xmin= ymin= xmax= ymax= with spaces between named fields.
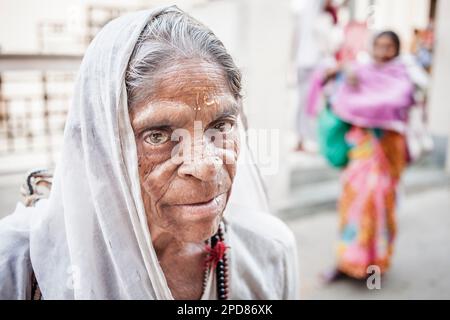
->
xmin=125 ymin=7 xmax=242 ymax=108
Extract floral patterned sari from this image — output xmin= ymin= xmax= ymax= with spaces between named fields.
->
xmin=337 ymin=126 xmax=407 ymax=279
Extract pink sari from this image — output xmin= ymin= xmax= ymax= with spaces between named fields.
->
xmin=337 ymin=127 xmax=407 ymax=278
xmin=307 ymin=60 xmax=414 ymax=279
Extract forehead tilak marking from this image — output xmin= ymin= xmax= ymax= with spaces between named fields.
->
xmin=193 ymin=91 xmax=220 ymax=112
xmin=157 ymin=61 xmax=227 ymax=112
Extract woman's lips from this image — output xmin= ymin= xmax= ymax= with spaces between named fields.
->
xmin=171 ymin=193 xmax=227 ymax=218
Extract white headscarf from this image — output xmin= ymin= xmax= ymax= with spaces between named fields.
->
xmin=10 ymin=6 xmax=272 ymax=299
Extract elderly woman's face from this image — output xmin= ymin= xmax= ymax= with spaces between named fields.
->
xmin=129 ymin=59 xmax=240 ymax=242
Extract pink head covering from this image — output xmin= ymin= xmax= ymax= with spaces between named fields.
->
xmin=307 ymin=59 xmax=415 ymax=133
xmin=333 ymin=60 xmax=414 ymax=132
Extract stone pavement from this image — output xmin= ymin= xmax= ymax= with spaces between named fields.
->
xmin=286 ymin=186 xmax=450 ymax=299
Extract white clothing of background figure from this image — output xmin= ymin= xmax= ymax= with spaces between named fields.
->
xmin=291 ymin=0 xmax=343 ymax=149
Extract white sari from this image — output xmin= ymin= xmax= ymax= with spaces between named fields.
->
xmin=0 ymin=6 xmax=299 ymax=300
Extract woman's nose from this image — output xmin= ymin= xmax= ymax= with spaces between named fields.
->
xmin=177 ymin=143 xmax=223 ymax=181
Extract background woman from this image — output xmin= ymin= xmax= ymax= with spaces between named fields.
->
xmin=317 ymin=31 xmax=415 ymax=280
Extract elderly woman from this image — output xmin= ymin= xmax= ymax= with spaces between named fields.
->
xmin=0 ymin=6 xmax=298 ymax=299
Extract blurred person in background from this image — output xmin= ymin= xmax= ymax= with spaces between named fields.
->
xmin=410 ymin=23 xmax=435 ymax=73
xmin=290 ymin=0 xmax=345 ymax=152
xmin=309 ymin=31 xmax=418 ymax=281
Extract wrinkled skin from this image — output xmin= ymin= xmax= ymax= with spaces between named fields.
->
xmin=129 ymin=59 xmax=240 ymax=299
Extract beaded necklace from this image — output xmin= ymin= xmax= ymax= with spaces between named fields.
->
xmin=203 ymin=223 xmax=229 ymax=300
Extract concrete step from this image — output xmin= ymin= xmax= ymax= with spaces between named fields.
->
xmin=277 ymin=165 xmax=450 ymax=220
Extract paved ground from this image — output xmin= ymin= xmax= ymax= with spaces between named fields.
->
xmin=286 ymin=186 xmax=450 ymax=299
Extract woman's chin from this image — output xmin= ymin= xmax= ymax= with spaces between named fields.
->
xmin=177 ymin=216 xmax=222 ymax=243
xmin=156 ymin=193 xmax=227 ymax=242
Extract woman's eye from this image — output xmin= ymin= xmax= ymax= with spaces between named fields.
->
xmin=212 ymin=121 xmax=234 ymax=133
xmin=144 ymin=130 xmax=170 ymax=146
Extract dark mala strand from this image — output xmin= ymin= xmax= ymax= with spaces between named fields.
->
xmin=211 ymin=224 xmax=229 ymax=300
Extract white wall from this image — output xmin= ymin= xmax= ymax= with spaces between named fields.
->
xmin=233 ymin=0 xmax=294 ymax=208
xmin=0 ymin=0 xmax=207 ymax=53
xmin=427 ymin=0 xmax=450 ymax=171
xmin=353 ymin=0 xmax=430 ymax=50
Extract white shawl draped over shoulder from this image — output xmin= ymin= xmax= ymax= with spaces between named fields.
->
xmin=0 ymin=6 xmax=299 ymax=300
